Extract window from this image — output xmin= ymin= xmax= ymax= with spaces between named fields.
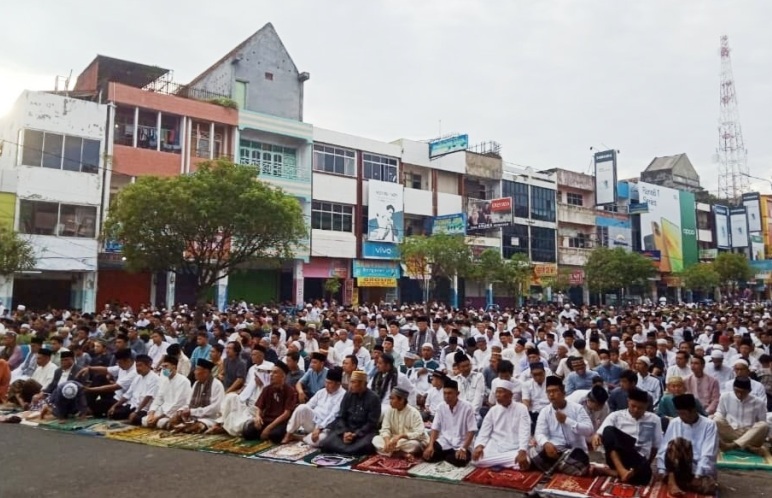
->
xmin=566 ymin=192 xmax=583 ymax=206
xmin=502 ymin=224 xmax=529 ymax=259
xmin=137 ymin=110 xmax=158 ymax=150
xmin=363 ymin=153 xmax=398 ymax=182
xmin=264 ymin=72 xmax=274 ymax=81
xmin=313 ymin=144 xmax=355 ymax=176
xmin=503 ymin=180 xmax=529 ymax=218
xmin=404 ymin=173 xmax=422 ymax=190
xmin=21 ymin=129 xmax=100 ymax=174
xmin=240 ymin=140 xmax=299 ymax=180
xmin=531 ymin=185 xmax=556 ymax=222
xmin=531 ymin=226 xmax=556 ymax=262
xmin=19 ymin=200 xmax=97 ymax=238
xmin=568 ymin=233 xmax=590 ymax=248
xmin=312 ymin=201 xmax=354 ymax=232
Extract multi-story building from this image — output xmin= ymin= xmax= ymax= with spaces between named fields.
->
xmin=0 ymin=90 xmax=107 ymax=311
xmin=640 ymin=153 xmax=703 ymax=193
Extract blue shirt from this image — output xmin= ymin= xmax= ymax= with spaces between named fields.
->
xmin=593 ymin=364 xmax=624 ymax=387
xmin=190 ymin=345 xmax=212 ymax=369
xmin=300 ymin=367 xmax=328 ymax=396
xmin=565 ymin=370 xmax=596 ymax=395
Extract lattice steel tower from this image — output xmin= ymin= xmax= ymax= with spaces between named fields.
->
xmin=717 ymin=35 xmax=750 ymax=201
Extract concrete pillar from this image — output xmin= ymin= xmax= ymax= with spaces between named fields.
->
xmin=150 ymin=273 xmax=158 ymax=308
xmin=450 ymin=275 xmax=459 ymax=309
xmin=293 ymin=260 xmax=304 ymax=307
xmin=0 ymin=275 xmax=13 ymax=313
xmin=486 ymin=283 xmax=493 ymax=307
xmin=216 ymin=271 xmax=229 ymax=311
xmin=675 ymin=286 xmax=682 ymax=304
xmin=165 ymin=271 xmax=176 ymax=310
xmin=82 ymin=272 xmax=97 ymax=313
xmin=582 ymin=284 xmax=590 ymax=306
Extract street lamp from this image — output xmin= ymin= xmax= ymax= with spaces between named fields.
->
xmin=741 ymin=172 xmax=772 ymax=190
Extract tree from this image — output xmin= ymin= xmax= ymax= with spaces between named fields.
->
xmin=468 ymin=249 xmax=503 ymax=295
xmin=585 ymin=247 xmax=656 ymax=298
xmin=104 ymin=159 xmax=307 ymax=311
xmin=678 ymin=263 xmax=720 ymax=293
xmin=0 ymin=228 xmax=36 ymax=275
xmin=713 ymin=252 xmax=753 ymax=286
xmin=497 ymin=253 xmax=532 ymax=303
xmin=399 ymin=234 xmax=472 ymax=303
xmin=323 ymin=278 xmax=341 ymax=303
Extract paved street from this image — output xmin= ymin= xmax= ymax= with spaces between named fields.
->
xmin=0 ymin=424 xmax=768 ymax=498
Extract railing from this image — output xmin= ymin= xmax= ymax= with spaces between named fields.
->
xmin=467 ymin=141 xmax=502 ymax=157
xmin=142 ymin=74 xmax=231 ymax=103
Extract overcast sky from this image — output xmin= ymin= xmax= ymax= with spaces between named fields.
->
xmin=2 ymin=0 xmax=771 ymax=193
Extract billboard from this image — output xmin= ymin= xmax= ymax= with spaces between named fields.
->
xmin=597 ymin=216 xmax=632 ymax=252
xmin=730 ymin=206 xmax=749 ymax=248
xmin=431 ymin=213 xmax=467 ymax=235
xmin=714 ymin=205 xmax=730 ymax=249
xmin=362 ymin=241 xmax=400 ymax=260
xmin=352 ymin=260 xmax=400 ymax=279
xmin=742 ymin=192 xmax=762 ymax=232
xmin=638 ymin=182 xmax=698 ymax=273
xmin=466 ymin=197 xmax=512 ymax=232
xmin=594 ymin=150 xmax=617 ymax=206
xmin=751 ymin=234 xmax=764 ymax=260
xmin=367 ymin=180 xmax=404 ymax=244
xmin=429 ymin=134 xmax=469 ymax=158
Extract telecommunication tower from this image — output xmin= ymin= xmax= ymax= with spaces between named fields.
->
xmin=716 ymin=35 xmax=750 ymax=201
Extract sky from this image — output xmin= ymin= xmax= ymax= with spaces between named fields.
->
xmin=2 ymin=0 xmax=771 ymax=194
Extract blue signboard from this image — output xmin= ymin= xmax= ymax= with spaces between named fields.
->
xmin=362 ymin=241 xmax=401 ymax=260
xmin=104 ymin=240 xmax=123 ymax=253
xmin=428 ymin=134 xmax=469 ymax=158
xmin=352 ymin=260 xmax=401 ymax=279
xmin=431 ymin=213 xmax=467 ymax=235
xmin=628 ymin=203 xmax=649 ymax=215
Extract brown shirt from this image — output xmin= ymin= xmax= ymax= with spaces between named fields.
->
xmin=256 ymin=383 xmax=297 ymax=425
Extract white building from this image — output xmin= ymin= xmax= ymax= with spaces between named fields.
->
xmin=0 ymin=91 xmax=107 ymax=312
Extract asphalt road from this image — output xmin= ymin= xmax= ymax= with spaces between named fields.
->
xmin=0 ymin=425 xmax=768 ymax=498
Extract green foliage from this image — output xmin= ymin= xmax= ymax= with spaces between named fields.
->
xmin=678 ymin=263 xmax=720 ymax=292
xmin=497 ymin=253 xmax=532 ymax=299
xmin=399 ymin=234 xmax=472 ymax=301
xmin=0 ymin=228 xmax=36 ymax=276
xmin=103 ymin=159 xmax=307 ymax=302
xmin=713 ymin=252 xmax=753 ymax=284
xmin=208 ymin=97 xmax=239 ymax=109
xmin=323 ymin=278 xmax=341 ymax=295
xmin=469 ymin=249 xmax=502 ymax=287
xmin=585 ymin=247 xmax=656 ymax=294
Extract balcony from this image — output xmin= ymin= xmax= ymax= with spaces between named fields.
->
xmin=558 ymin=203 xmax=596 ymax=226
xmin=558 ymin=246 xmax=592 ymax=266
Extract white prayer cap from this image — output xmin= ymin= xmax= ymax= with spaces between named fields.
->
xmin=732 ymin=358 xmax=749 ymax=367
xmin=637 ymin=356 xmax=651 ymax=366
xmin=492 ymin=378 xmax=517 ymax=394
xmin=421 ymin=343 xmax=434 ymax=350
xmin=290 ymin=341 xmax=302 ymax=350
xmin=710 ymin=350 xmax=724 ymax=359
xmin=17 ymin=304 xmax=25 ymax=311
xmin=61 ymin=382 xmax=79 ymax=400
xmin=356 ymin=324 xmax=366 ymax=330
xmin=656 ymin=338 xmax=667 ymax=346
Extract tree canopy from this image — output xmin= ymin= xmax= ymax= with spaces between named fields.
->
xmin=678 ymin=263 xmax=720 ymax=293
xmin=399 ymin=234 xmax=472 ymax=302
xmin=103 ymin=159 xmax=307 ymax=304
xmin=585 ymin=247 xmax=656 ymax=294
xmin=712 ymin=252 xmax=753 ymax=284
xmin=0 ymin=228 xmax=36 ymax=276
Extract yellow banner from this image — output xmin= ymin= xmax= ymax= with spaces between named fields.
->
xmin=357 ymin=277 xmax=397 ymax=288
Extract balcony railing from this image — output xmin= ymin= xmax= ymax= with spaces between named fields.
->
xmin=142 ymin=73 xmax=231 ymax=103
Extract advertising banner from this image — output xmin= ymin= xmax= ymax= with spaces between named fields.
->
xmin=357 ymin=277 xmax=398 ymax=288
xmin=466 ymin=197 xmax=513 ymax=232
xmin=428 ymin=134 xmax=469 ymax=158
xmin=639 ymin=182 xmax=696 ymax=273
xmin=597 ymin=217 xmax=632 ymax=251
xmin=594 ymin=150 xmax=617 ymax=206
xmin=742 ymin=192 xmax=762 ymax=232
xmin=751 ymin=234 xmax=764 ymax=260
xmin=730 ymin=206 xmax=749 ymax=248
xmin=362 ymin=241 xmax=400 ymax=260
xmin=431 ymin=213 xmax=467 ymax=235
xmin=367 ymin=180 xmax=404 ymax=244
xmin=714 ymin=205 xmax=730 ymax=249
xmin=352 ymin=260 xmax=400 ymax=279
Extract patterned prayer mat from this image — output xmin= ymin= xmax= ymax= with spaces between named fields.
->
xmin=132 ymin=430 xmax=202 ymax=448
xmin=206 ymin=437 xmax=273 ymax=456
xmin=301 ymin=453 xmax=362 ymax=469
xmin=40 ymin=417 xmax=105 ymax=432
xmin=171 ymin=433 xmax=231 ymax=451
xmin=717 ymin=449 xmax=772 ymax=470
xmin=646 ymin=481 xmax=717 ymax=498
xmin=407 ymin=461 xmax=475 ymax=483
xmin=542 ymin=474 xmax=597 ymax=497
xmin=254 ymin=441 xmax=318 ymax=462
xmin=353 ymin=455 xmax=420 ymax=477
xmin=77 ymin=421 xmax=134 ymax=436
xmin=463 ymin=467 xmax=543 ymax=492
xmin=105 ymin=427 xmax=156 ymax=443
xmin=588 ymin=476 xmax=651 ymax=498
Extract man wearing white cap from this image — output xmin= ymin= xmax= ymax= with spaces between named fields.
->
xmin=471 ymin=378 xmax=531 ymax=469
xmin=720 ymin=359 xmax=766 ymax=400
xmin=635 ymin=356 xmax=662 ymax=407
xmin=704 ymin=350 xmax=734 ymax=384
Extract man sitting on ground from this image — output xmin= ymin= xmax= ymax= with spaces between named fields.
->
xmin=320 ymin=370 xmax=381 ymax=456
xmin=282 ymin=366 xmax=345 ymax=446
xmin=373 ymin=386 xmax=428 ymax=458
xmin=471 ymin=379 xmax=531 ymax=469
xmin=143 ymin=355 xmax=192 ymax=429
xmin=107 ymin=354 xmax=158 ymax=425
xmin=713 ymin=376 xmax=769 ymax=453
xmin=169 ymin=359 xmax=224 ymax=434
xmin=423 ymin=377 xmax=477 ymax=467
xmin=243 ymin=361 xmax=297 ymax=443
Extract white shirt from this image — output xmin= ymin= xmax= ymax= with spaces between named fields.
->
xmin=705 ymin=363 xmax=734 ymax=384
xmin=656 ymin=415 xmax=718 ymax=478
xmin=390 ymin=333 xmax=410 ymax=357
xmin=598 ymin=409 xmax=663 ymax=458
xmin=148 ymin=342 xmax=169 ymax=369
xmin=57 ymin=368 xmax=73 ymax=387
xmin=239 ymin=361 xmax=274 ymax=404
xmin=522 ymin=378 xmax=549 ymax=413
xmin=431 ymin=399 xmax=477 ymax=451
xmin=149 ymin=373 xmax=193 ymax=416
xmin=306 ymin=386 xmax=346 ymax=429
xmin=665 ymin=364 xmax=692 ymax=383
xmin=455 ymin=371 xmax=485 ymax=415
xmin=343 ymin=346 xmax=371 ymax=372
xmin=637 ymin=374 xmax=663 ymax=406
xmin=425 ymin=386 xmax=444 ymax=415
xmin=475 ymin=401 xmax=531 ymax=454
xmin=535 ymin=400 xmax=594 ymax=452
xmin=187 ymin=378 xmax=225 ymax=419
xmin=721 ymin=378 xmax=766 ymax=400
xmin=107 ymin=364 xmax=138 ymax=401
xmin=333 ymin=339 xmax=352 ymax=359
xmin=124 ymin=371 xmax=160 ymax=409
xmin=31 ymin=362 xmax=57 ymax=389
xmin=715 ymin=391 xmax=767 ymax=430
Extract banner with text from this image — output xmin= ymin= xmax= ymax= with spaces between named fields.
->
xmin=466 ymin=197 xmax=513 ymax=232
xmin=367 ymin=180 xmax=404 ymax=244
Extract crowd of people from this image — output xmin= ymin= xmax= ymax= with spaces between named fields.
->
xmin=1 ymin=299 xmax=771 ymax=496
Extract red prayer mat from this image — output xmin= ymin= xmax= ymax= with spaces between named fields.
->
xmin=588 ymin=476 xmax=651 ymax=498
xmin=464 ymin=467 xmax=543 ymax=492
xmin=353 ymin=455 xmax=420 ymax=477
xmin=646 ymin=481 xmax=716 ymax=498
xmin=542 ymin=474 xmax=598 ymax=497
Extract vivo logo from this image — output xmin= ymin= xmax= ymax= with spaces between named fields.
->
xmin=375 ymin=246 xmax=394 ymax=255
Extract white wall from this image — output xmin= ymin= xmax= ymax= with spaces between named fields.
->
xmin=17 ymin=167 xmax=102 ymax=205
xmin=393 ymin=139 xmax=431 ymax=167
xmin=404 ymin=188 xmax=433 ymax=216
xmin=14 ymin=91 xmax=106 ymax=140
xmin=313 ymin=173 xmax=357 ymax=205
xmin=314 ymin=127 xmax=401 ymax=158
xmin=29 ymin=235 xmax=98 ymax=271
xmin=311 ymin=230 xmax=357 ymax=258
xmin=437 ymin=192 xmax=463 ymax=215
xmin=429 ymin=150 xmax=465 ymax=174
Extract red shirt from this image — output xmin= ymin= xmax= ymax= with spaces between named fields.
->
xmin=256 ymin=383 xmax=297 ymax=424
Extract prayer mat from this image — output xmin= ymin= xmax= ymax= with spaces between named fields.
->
xmin=646 ymin=481 xmax=717 ymax=498
xmin=41 ymin=417 xmax=105 ymax=432
xmin=253 ymin=441 xmax=318 ymax=462
xmin=301 ymin=453 xmax=362 ymax=469
xmin=588 ymin=476 xmax=652 ymax=498
xmin=207 ymin=437 xmax=273 ymax=456
xmin=463 ymin=467 xmax=543 ymax=492
xmin=541 ymin=474 xmax=598 ymax=497
xmin=132 ymin=430 xmax=201 ymax=448
xmin=407 ymin=461 xmax=475 ymax=483
xmin=105 ymin=427 xmax=156 ymax=443
xmin=353 ymin=455 xmax=420 ymax=477
xmin=171 ymin=433 xmax=230 ymax=451
xmin=78 ymin=421 xmax=133 ymax=437
xmin=717 ymin=449 xmax=772 ymax=470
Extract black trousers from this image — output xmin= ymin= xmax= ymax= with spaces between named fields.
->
xmin=601 ymin=426 xmax=652 ymax=485
xmin=426 ymin=441 xmax=471 ymax=467
xmin=87 ymin=394 xmax=115 ymax=418
xmin=242 ymin=420 xmax=288 ymax=443
xmin=110 ymin=405 xmax=147 ymax=425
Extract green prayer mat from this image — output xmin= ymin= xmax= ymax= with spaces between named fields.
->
xmin=40 ymin=417 xmax=106 ymax=431
xmin=717 ymin=449 xmax=772 ymax=470
xmin=78 ymin=421 xmax=133 ymax=436
xmin=206 ymin=437 xmax=274 ymax=456
xmin=407 ymin=461 xmax=475 ymax=483
xmin=171 ymin=433 xmax=231 ymax=451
